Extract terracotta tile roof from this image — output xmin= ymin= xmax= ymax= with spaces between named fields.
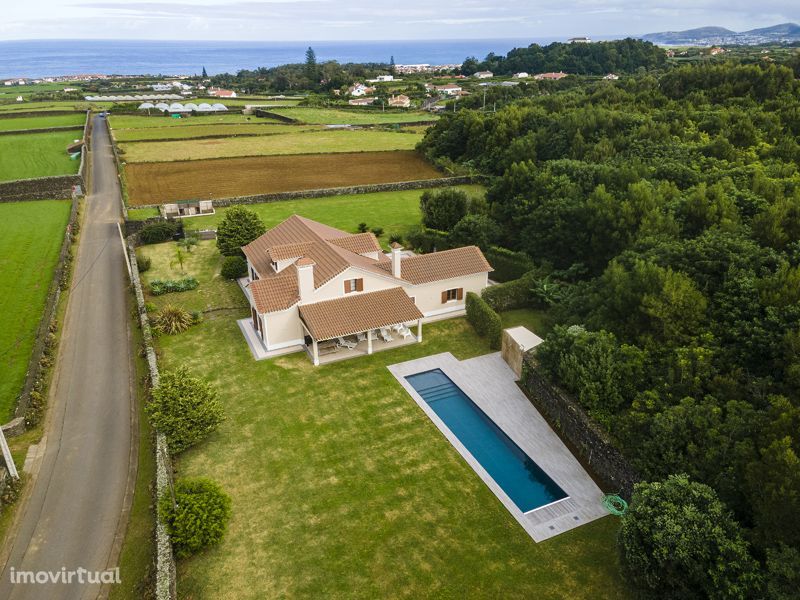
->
xmin=299 ymin=287 xmax=423 ymax=341
xmin=377 ymin=246 xmax=492 ymax=284
xmin=327 ymin=232 xmax=381 ymax=255
xmin=248 ymin=273 xmax=299 ymax=313
xmin=268 ymin=242 xmax=313 ymax=261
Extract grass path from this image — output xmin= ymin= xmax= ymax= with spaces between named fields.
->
xmin=0 ymin=200 xmax=70 ymax=418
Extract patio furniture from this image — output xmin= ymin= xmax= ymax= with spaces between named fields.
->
xmin=317 ymin=340 xmax=339 ymax=355
xmin=398 ymin=326 xmax=413 ymax=340
xmin=380 ymin=328 xmax=394 ymax=342
xmin=337 ymin=337 xmax=357 ymax=349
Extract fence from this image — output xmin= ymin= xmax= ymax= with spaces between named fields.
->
xmin=127 ymin=240 xmax=176 ymax=600
xmin=520 ymin=355 xmax=639 ymax=499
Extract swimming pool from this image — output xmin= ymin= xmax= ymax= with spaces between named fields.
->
xmin=406 ymin=369 xmax=567 ymax=513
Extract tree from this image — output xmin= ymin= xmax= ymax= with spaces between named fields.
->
xmin=160 ymin=477 xmax=231 ymax=558
xmin=449 ymin=214 xmax=500 ymax=250
xmin=305 ymin=47 xmax=319 ymax=85
xmin=220 ymin=255 xmax=248 ymax=280
xmin=201 ymin=66 xmax=208 ymax=78
xmin=619 ymin=474 xmax=760 ymax=599
xmin=766 ymin=544 xmax=800 ymax=600
xmin=146 ymin=367 xmax=225 ymax=454
xmin=389 ymin=55 xmax=396 ymax=75
xmin=216 ymin=206 xmax=266 ymax=257
xmin=420 ymin=189 xmax=468 ymax=231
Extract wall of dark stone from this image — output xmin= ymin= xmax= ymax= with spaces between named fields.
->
xmin=520 ymin=355 xmax=639 ymax=499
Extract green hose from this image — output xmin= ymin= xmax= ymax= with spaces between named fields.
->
xmin=603 ymin=494 xmax=628 ymax=516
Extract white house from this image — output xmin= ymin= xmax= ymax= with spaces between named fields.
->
xmin=603 ymin=73 xmax=620 ymax=80
xmin=473 ymin=71 xmax=494 ymax=79
xmin=434 ymin=84 xmax=462 ymax=96
xmin=388 ymin=94 xmax=411 ymax=108
xmin=376 ymin=75 xmax=394 ymax=82
xmin=513 ymin=72 xmax=529 ymax=79
xmin=208 ymin=87 xmax=237 ymax=98
xmin=347 ymin=83 xmax=375 ymax=97
xmin=241 ymin=215 xmax=492 ymax=365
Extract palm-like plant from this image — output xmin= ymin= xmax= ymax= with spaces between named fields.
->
xmin=153 ymin=304 xmax=194 ymax=335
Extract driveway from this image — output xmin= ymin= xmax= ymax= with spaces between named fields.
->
xmin=0 ymin=115 xmax=135 ymax=599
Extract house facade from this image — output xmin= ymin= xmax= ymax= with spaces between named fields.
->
xmin=241 ymin=215 xmax=492 ymax=364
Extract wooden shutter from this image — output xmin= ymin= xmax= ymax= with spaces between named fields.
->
xmin=456 ymin=288 xmax=464 ymax=300
xmin=356 ymin=278 xmax=364 ymax=291
xmin=441 ymin=291 xmax=448 ymax=304
xmin=344 ymin=280 xmax=349 ymax=293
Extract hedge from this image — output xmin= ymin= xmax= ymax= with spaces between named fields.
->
xmin=139 ymin=221 xmax=179 ymax=244
xmin=405 ymin=226 xmax=451 ymax=254
xmin=466 ymin=291 xmax=502 ymax=350
xmin=485 ymin=246 xmax=535 ymax=282
xmin=150 ymin=276 xmax=199 ymax=296
xmin=482 ymin=270 xmax=538 ymax=312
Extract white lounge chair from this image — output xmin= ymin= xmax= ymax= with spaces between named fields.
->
xmin=336 ymin=337 xmax=357 ymax=349
xmin=380 ymin=328 xmax=394 ymax=342
xmin=399 ymin=326 xmax=413 ymax=340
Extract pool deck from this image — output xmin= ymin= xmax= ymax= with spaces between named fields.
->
xmin=388 ymin=352 xmax=609 ymax=542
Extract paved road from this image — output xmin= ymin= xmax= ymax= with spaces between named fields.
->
xmin=0 ymin=116 xmax=135 ymax=599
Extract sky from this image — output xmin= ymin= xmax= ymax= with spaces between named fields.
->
xmin=1 ymin=0 xmax=797 ymax=41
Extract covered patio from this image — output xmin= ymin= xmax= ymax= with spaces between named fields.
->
xmin=298 ymin=287 xmax=424 ymax=366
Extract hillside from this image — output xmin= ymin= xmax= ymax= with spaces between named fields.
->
xmin=643 ymin=22 xmax=800 ymax=45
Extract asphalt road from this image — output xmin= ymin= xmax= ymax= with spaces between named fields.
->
xmin=0 ymin=115 xmax=135 ymax=599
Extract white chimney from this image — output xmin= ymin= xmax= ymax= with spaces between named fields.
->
xmin=390 ymin=242 xmax=403 ymax=278
xmin=296 ymin=258 xmax=315 ymax=303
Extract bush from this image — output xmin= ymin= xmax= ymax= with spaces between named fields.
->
xmin=370 ymin=227 xmax=384 ymax=238
xmin=159 ymin=477 xmax=231 ymax=558
xmin=216 ymin=206 xmax=266 ymax=257
xmin=153 ymin=305 xmax=194 ymax=335
xmin=146 ymin=366 xmax=225 ymax=454
xmin=136 ymin=253 xmax=152 ymax=273
xmin=388 ymin=233 xmax=403 ymax=245
xmin=449 ymin=214 xmax=501 ymax=251
xmin=139 ymin=221 xmax=178 ymax=245
xmin=485 ymin=246 xmax=535 ymax=282
xmin=420 ymin=188 xmax=468 ymax=230
xmin=149 ymin=276 xmax=198 ymax=296
xmin=619 ymin=474 xmax=760 ymax=599
xmin=221 ymin=255 xmax=247 ymax=280
xmin=465 ymin=291 xmax=502 ymax=350
xmin=482 ymin=270 xmax=538 ymax=312
xmin=405 ymin=226 xmax=451 ymax=254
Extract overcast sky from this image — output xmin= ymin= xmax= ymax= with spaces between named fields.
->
xmin=1 ymin=0 xmax=797 ymax=41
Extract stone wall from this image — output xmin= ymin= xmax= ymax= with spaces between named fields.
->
xmin=520 ymin=355 xmax=639 ymax=499
xmin=132 ymin=176 xmax=476 ymax=210
xmin=253 ymin=109 xmax=297 ymax=123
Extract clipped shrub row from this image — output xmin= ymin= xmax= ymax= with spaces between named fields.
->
xmin=405 ymin=226 xmax=451 ymax=254
xmin=150 ymin=276 xmax=199 ymax=296
xmin=482 ymin=270 xmax=538 ymax=312
xmin=485 ymin=246 xmax=535 ymax=282
xmin=139 ymin=221 xmax=179 ymax=244
xmin=465 ymin=291 xmax=502 ymax=350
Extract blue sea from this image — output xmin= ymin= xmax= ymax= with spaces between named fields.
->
xmin=0 ymin=38 xmax=573 ymax=79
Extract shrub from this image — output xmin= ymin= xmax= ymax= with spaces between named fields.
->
xmin=160 ymin=477 xmax=231 ymax=558
xmin=221 ymin=255 xmax=247 ymax=280
xmin=449 ymin=214 xmax=501 ymax=251
xmin=139 ymin=221 xmax=178 ymax=244
xmin=149 ymin=276 xmax=198 ymax=296
xmin=370 ymin=227 xmax=384 ymax=237
xmin=482 ymin=270 xmax=538 ymax=312
xmin=619 ymin=474 xmax=760 ymax=599
xmin=388 ymin=233 xmax=403 ymax=245
xmin=357 ymin=222 xmax=368 ymax=233
xmin=405 ymin=226 xmax=451 ymax=254
xmin=146 ymin=366 xmax=224 ymax=454
xmin=216 ymin=206 xmax=266 ymax=257
xmin=465 ymin=292 xmax=502 ymax=350
xmin=420 ymin=188 xmax=468 ymax=230
xmin=485 ymin=246 xmax=535 ymax=282
xmin=153 ymin=305 xmax=194 ymax=335
xmin=136 ymin=253 xmax=152 ymax=273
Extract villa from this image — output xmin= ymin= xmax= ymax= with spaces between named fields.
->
xmin=240 ymin=215 xmax=492 ymax=364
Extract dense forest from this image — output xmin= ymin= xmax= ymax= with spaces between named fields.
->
xmin=419 ymin=62 xmax=800 ymax=597
xmin=461 ymin=38 xmax=667 ymax=76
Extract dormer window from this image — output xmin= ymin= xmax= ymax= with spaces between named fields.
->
xmin=344 ymin=278 xmax=363 ymax=293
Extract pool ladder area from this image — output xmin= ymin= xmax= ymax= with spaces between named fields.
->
xmin=414 ymin=382 xmax=455 ymax=404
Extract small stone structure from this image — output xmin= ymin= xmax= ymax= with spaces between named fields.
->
xmin=501 ymin=326 xmax=543 ymax=378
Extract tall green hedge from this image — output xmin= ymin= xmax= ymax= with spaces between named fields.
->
xmin=485 ymin=246 xmax=535 ymax=282
xmin=466 ymin=291 xmax=502 ymax=350
xmin=405 ymin=226 xmax=451 ymax=253
xmin=482 ymin=270 xmax=538 ymax=312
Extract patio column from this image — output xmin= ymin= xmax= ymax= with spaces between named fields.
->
xmin=417 ymin=319 xmax=422 ymax=342
xmin=312 ymin=339 xmax=319 ymax=366
xmin=367 ymin=331 xmax=373 ymax=355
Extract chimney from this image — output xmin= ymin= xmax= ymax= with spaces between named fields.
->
xmin=296 ymin=257 xmax=315 ymax=303
xmin=390 ymin=242 xmax=403 ymax=278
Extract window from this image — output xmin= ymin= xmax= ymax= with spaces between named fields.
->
xmin=250 ymin=267 xmax=259 ymax=281
xmin=344 ymin=278 xmax=363 ymax=294
xmin=442 ymin=288 xmax=464 ymax=303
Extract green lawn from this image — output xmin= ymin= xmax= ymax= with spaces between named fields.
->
xmin=268 ymin=107 xmax=437 ymax=125
xmin=118 ymin=129 xmax=424 ymax=163
xmin=112 ymin=123 xmax=317 ymax=142
xmin=181 ymin=185 xmax=484 ymax=242
xmin=501 ymin=308 xmax=555 ymax=337
xmin=0 ymin=131 xmax=82 ymax=181
xmin=109 ymin=113 xmax=281 ymax=130
xmin=0 ymin=101 xmax=110 ymax=113
xmin=0 ymin=200 xmax=71 ymax=419
xmin=0 ymin=113 xmax=85 ymax=132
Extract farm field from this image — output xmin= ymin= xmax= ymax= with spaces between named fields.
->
xmin=109 ymin=113 xmax=280 ymax=129
xmin=268 ymin=107 xmax=437 ymax=125
xmin=0 ymin=101 xmax=111 ymax=114
xmin=0 ymin=200 xmax=71 ymax=419
xmin=113 ymin=123 xmax=318 ymax=142
xmin=0 ymin=113 xmax=85 ymax=131
xmin=118 ymin=129 xmax=424 ymax=162
xmin=125 ymin=151 xmax=442 ymax=204
xmin=0 ymin=130 xmax=82 ymax=181
xmin=142 ymin=255 xmax=626 ymax=598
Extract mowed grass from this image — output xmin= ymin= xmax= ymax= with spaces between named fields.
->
xmin=0 ymin=200 xmax=70 ymax=419
xmin=269 ymin=107 xmax=436 ymax=125
xmin=112 ymin=123 xmax=318 ymax=142
xmin=0 ymin=131 xmax=81 ymax=181
xmin=118 ymin=129 xmax=424 ymax=162
xmin=0 ymin=101 xmax=111 ymax=113
xmin=0 ymin=113 xmax=85 ymax=131
xmin=185 ymin=185 xmax=485 ymax=239
xmin=109 ymin=113 xmax=280 ymax=129
xmin=124 ymin=151 xmax=442 ymax=205
xmin=153 ymin=308 xmax=626 ymax=598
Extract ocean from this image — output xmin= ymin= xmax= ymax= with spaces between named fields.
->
xmin=0 ymin=38 xmax=570 ymax=79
